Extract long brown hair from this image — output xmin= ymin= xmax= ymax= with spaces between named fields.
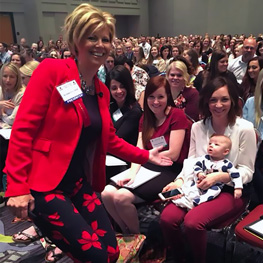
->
xmin=142 ymin=76 xmax=175 ymax=148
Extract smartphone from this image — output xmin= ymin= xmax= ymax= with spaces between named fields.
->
xmin=158 ymin=188 xmax=183 ymax=201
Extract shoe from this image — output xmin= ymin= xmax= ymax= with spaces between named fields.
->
xmin=12 ymin=226 xmax=41 ymax=243
xmin=12 ymin=216 xmax=32 ymax=223
xmin=45 ymin=245 xmax=64 ymax=263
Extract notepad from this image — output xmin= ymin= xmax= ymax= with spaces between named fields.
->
xmin=106 ymin=155 xmax=127 ymax=166
xmin=110 ymin=166 xmax=160 ymax=189
xmin=0 ymin=129 xmax=11 ymax=140
xmin=244 ymin=217 xmax=263 ymax=240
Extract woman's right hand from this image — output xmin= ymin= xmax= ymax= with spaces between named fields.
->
xmin=7 ymin=194 xmax=35 ymax=219
xmin=117 ymin=172 xmax=136 ymax=187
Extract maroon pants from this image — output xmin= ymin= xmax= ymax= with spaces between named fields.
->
xmin=160 ymin=192 xmax=247 ymax=263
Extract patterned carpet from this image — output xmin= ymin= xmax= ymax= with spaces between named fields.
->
xmin=0 ymin=204 xmax=262 ymax=263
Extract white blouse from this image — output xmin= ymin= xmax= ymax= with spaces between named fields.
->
xmin=188 ymin=117 xmax=257 ymax=185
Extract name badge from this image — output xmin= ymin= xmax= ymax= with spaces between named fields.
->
xmin=112 ymin=109 xmax=123 ymax=122
xmin=150 ymin=136 xmax=167 ymax=148
xmin=56 ymin=80 xmax=83 ymax=103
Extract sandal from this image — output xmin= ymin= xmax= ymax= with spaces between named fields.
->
xmin=12 ymin=226 xmax=41 ymax=243
xmin=45 ymin=245 xmax=64 ymax=263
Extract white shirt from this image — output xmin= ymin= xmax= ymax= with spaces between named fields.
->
xmin=187 ymin=117 xmax=257 ymax=185
xmin=227 ymin=55 xmax=247 ymax=84
xmin=139 ymin=42 xmax=151 ymax=59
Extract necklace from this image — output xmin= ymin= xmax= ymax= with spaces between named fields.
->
xmin=79 ymin=72 xmax=95 ymax=95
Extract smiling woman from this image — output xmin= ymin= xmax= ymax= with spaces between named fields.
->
xmin=5 ymin=3 xmax=172 ymax=263
xmin=166 ymin=60 xmax=199 ymax=121
xmin=160 ymin=76 xmax=257 ymax=263
xmin=109 ymin=65 xmax=142 ymax=146
xmin=102 ymin=75 xmax=191 ymax=234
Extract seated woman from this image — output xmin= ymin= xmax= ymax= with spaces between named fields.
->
xmin=194 ymin=50 xmax=239 ymax=93
xmin=193 ymin=39 xmax=208 ymax=65
xmin=147 ymin=44 xmax=166 ymax=73
xmin=243 ymin=68 xmax=263 ymax=140
xmin=0 ymin=62 xmax=25 ymax=129
xmin=97 ymin=51 xmax=115 ymax=83
xmin=102 ymin=76 xmax=191 ymax=234
xmin=166 ymin=60 xmax=199 ymax=122
xmin=108 ymin=65 xmax=142 ymax=146
xmin=132 ymin=45 xmax=147 ymax=66
xmin=10 ymin=52 xmax=26 ymax=68
xmin=241 ymin=57 xmax=263 ymax=102
xmin=160 ymin=45 xmax=172 ymax=66
xmin=0 ymin=62 xmax=24 ymax=196
xmin=183 ymin=48 xmax=203 ymax=82
xmin=160 ymin=77 xmax=257 ymax=263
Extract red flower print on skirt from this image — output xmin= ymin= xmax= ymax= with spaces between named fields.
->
xmin=44 ymin=191 xmax=65 ymax=203
xmin=82 ymin=192 xmax=101 ymax=212
xmin=48 ymin=212 xmax=64 ymax=227
xmin=78 ymin=231 xmax=102 ymax=250
xmin=91 ymin=221 xmax=107 ymax=237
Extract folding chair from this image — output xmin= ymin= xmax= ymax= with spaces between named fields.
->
xmin=232 ymin=204 xmax=263 ymax=260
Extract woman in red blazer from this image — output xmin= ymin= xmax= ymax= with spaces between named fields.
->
xmin=5 ymin=4 xmax=171 ymax=263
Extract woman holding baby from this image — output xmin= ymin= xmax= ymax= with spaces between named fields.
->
xmin=160 ymin=77 xmax=257 ymax=263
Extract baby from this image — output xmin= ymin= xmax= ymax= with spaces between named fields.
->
xmin=173 ymin=134 xmax=242 ymax=209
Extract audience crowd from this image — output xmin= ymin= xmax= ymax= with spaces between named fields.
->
xmin=1 ymin=28 xmax=263 ymax=263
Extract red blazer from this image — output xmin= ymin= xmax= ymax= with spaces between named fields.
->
xmin=5 ymin=58 xmax=148 ymax=197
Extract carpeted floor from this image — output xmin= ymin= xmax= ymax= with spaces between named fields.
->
xmin=0 ymin=204 xmax=262 ymax=263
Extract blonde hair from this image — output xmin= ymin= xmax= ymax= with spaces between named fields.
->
xmin=254 ymin=69 xmax=263 ymax=128
xmin=0 ymin=62 xmax=23 ymax=95
xmin=63 ymin=3 xmax=116 ymax=56
xmin=166 ymin=60 xmax=190 ymax=86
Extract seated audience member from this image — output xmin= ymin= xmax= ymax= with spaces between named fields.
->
xmin=124 ymin=41 xmax=134 ymax=60
xmin=10 ymin=52 xmax=26 ymax=68
xmin=166 ymin=60 xmax=199 ymax=121
xmin=228 ymin=37 xmax=257 ymax=83
xmin=0 ymin=62 xmax=25 ymax=129
xmin=21 ymin=47 xmax=36 ymax=62
xmin=194 ymin=50 xmax=239 ymax=93
xmin=108 ymin=65 xmax=142 ymax=146
xmin=102 ymin=76 xmax=191 ymax=234
xmin=183 ymin=48 xmax=203 ymax=81
xmin=48 ymin=49 xmax=60 ymax=59
xmin=160 ymin=45 xmax=172 ymax=66
xmin=19 ymin=60 xmax=40 ymax=86
xmin=171 ymin=44 xmax=184 ymax=58
xmin=0 ymin=63 xmax=24 ymax=191
xmin=160 ymin=77 xmax=257 ymax=263
xmin=132 ymin=45 xmax=147 ymax=66
xmin=193 ymin=39 xmax=208 ymax=65
xmin=202 ymin=37 xmax=213 ymax=56
xmin=256 ymin=41 xmax=263 ymax=57
xmin=0 ymin=42 xmax=11 ymax=64
xmin=139 ymin=35 xmax=151 ymax=59
xmin=241 ymin=57 xmax=263 ymax=102
xmin=97 ymin=52 xmax=115 ymax=83
xmin=61 ymin=48 xmax=71 ymax=59
xmin=115 ymin=44 xmax=125 ymax=58
xmin=147 ymin=44 xmax=166 ymax=73
xmin=226 ymin=38 xmax=236 ymax=58
xmin=115 ymin=55 xmax=149 ymax=109
xmin=243 ymin=68 xmax=263 ymax=140
xmin=172 ymin=135 xmax=242 ymax=210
